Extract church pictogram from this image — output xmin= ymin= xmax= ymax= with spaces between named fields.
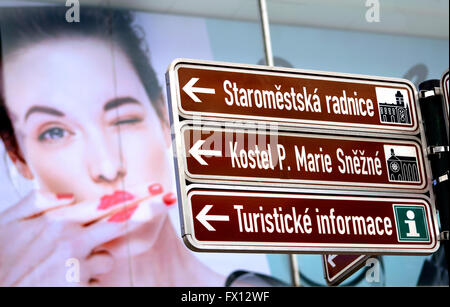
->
xmin=386 ymin=147 xmax=420 ymax=182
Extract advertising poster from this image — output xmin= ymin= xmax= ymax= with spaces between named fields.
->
xmin=0 ymin=5 xmax=272 ymax=286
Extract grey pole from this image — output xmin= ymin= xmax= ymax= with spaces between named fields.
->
xmin=257 ymin=0 xmax=301 ymax=287
xmin=258 ymin=0 xmax=274 ymax=67
xmin=289 ymin=253 xmax=301 ymax=287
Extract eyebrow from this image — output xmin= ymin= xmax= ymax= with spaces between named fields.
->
xmin=25 ymin=106 xmax=65 ymax=121
xmin=103 ymin=96 xmax=142 ymax=112
xmin=23 ymin=97 xmax=141 ymax=121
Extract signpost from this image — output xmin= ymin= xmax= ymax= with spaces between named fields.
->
xmin=166 ymin=59 xmax=439 ymax=285
xmin=323 ymin=254 xmax=370 ymax=286
xmin=170 ymin=59 xmax=420 ymax=134
xmin=181 ymin=124 xmax=428 ymax=192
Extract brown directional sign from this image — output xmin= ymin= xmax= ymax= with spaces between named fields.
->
xmin=166 ymin=59 xmax=437 ymax=256
xmin=323 ymin=254 xmax=369 ymax=286
xmin=168 ymin=59 xmax=419 ymax=134
xmin=181 ymin=124 xmax=428 ymax=192
xmin=183 ymin=187 xmax=439 ymax=254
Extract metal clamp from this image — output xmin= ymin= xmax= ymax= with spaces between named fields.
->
xmin=433 ymin=171 xmax=449 ymax=186
xmin=427 ymin=145 xmax=450 ymax=155
xmin=439 ymin=231 xmax=449 ymax=241
xmin=419 ymin=88 xmax=441 ymax=99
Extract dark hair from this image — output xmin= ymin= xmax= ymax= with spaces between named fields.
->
xmin=0 ymin=6 xmax=165 ymax=162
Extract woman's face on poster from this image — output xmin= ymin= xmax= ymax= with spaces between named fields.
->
xmin=3 ymin=37 xmax=172 ymax=202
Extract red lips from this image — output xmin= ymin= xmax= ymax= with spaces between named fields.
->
xmin=107 ymin=203 xmax=139 ymax=223
xmin=100 ymin=186 xmax=176 ymax=223
xmin=98 ymin=190 xmax=135 ymax=210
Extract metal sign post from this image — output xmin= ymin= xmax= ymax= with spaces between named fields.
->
xmin=166 ymin=58 xmax=439 ymax=282
xmin=419 ymin=77 xmax=450 ymax=286
xmin=257 ymin=0 xmax=301 ymax=287
xmin=440 ymin=69 xmax=449 ymax=141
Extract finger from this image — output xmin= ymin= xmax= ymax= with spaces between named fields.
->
xmin=47 ymin=182 xmax=175 ymax=225
xmin=0 ymin=190 xmax=74 ymax=225
xmin=83 ymin=250 xmax=115 ymax=280
xmin=11 ymin=250 xmax=83 ymax=286
xmin=0 ymin=218 xmax=47 ymax=284
xmin=2 ymin=221 xmax=70 ymax=286
xmin=78 ymin=218 xmax=134 ymax=252
xmin=78 ymin=197 xmax=176 ymax=253
xmin=105 ymin=193 xmax=172 ymax=224
xmin=6 ymin=224 xmax=117 ymax=286
xmin=46 ymin=195 xmax=144 ymax=226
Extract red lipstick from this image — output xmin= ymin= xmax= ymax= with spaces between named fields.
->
xmin=107 ymin=203 xmax=139 ymax=223
xmin=98 ymin=190 xmax=135 ymax=210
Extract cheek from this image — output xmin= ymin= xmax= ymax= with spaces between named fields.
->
xmin=120 ymin=128 xmax=171 ymax=187
xmin=25 ymin=141 xmax=87 ymax=194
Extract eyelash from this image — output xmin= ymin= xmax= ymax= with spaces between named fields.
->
xmin=38 ymin=127 xmax=70 ymax=142
xmin=113 ymin=117 xmax=143 ymax=126
xmin=37 ymin=117 xmax=143 ymax=142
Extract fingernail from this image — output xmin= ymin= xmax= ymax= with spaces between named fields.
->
xmin=107 ymin=204 xmax=139 ymax=223
xmin=56 ymin=193 xmax=74 ymax=200
xmin=162 ymin=192 xmax=177 ymax=206
xmin=148 ymin=183 xmax=163 ymax=196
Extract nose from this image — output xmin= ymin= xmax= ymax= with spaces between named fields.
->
xmin=94 ymin=166 xmax=126 ymax=184
xmin=87 ymin=133 xmax=126 ymax=185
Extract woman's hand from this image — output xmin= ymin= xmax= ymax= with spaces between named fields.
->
xmin=0 ymin=183 xmax=171 ymax=286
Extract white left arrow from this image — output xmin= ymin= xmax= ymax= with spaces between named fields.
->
xmin=327 ymin=255 xmax=337 ymax=268
xmin=196 ymin=205 xmax=230 ymax=231
xmin=182 ymin=77 xmax=215 ymax=102
xmin=188 ymin=140 xmax=222 ymax=165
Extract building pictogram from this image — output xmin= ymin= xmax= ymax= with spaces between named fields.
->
xmin=386 ymin=148 xmax=419 ymax=182
xmin=378 ymin=90 xmax=411 ymax=124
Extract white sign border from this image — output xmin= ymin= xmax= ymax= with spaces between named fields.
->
xmin=322 ymin=254 xmax=370 ymax=286
xmin=165 ymin=58 xmax=438 ymax=256
xmin=170 ymin=59 xmax=420 ymax=135
xmin=183 ymin=185 xmax=439 ymax=255
xmin=179 ymin=122 xmax=429 ymax=192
